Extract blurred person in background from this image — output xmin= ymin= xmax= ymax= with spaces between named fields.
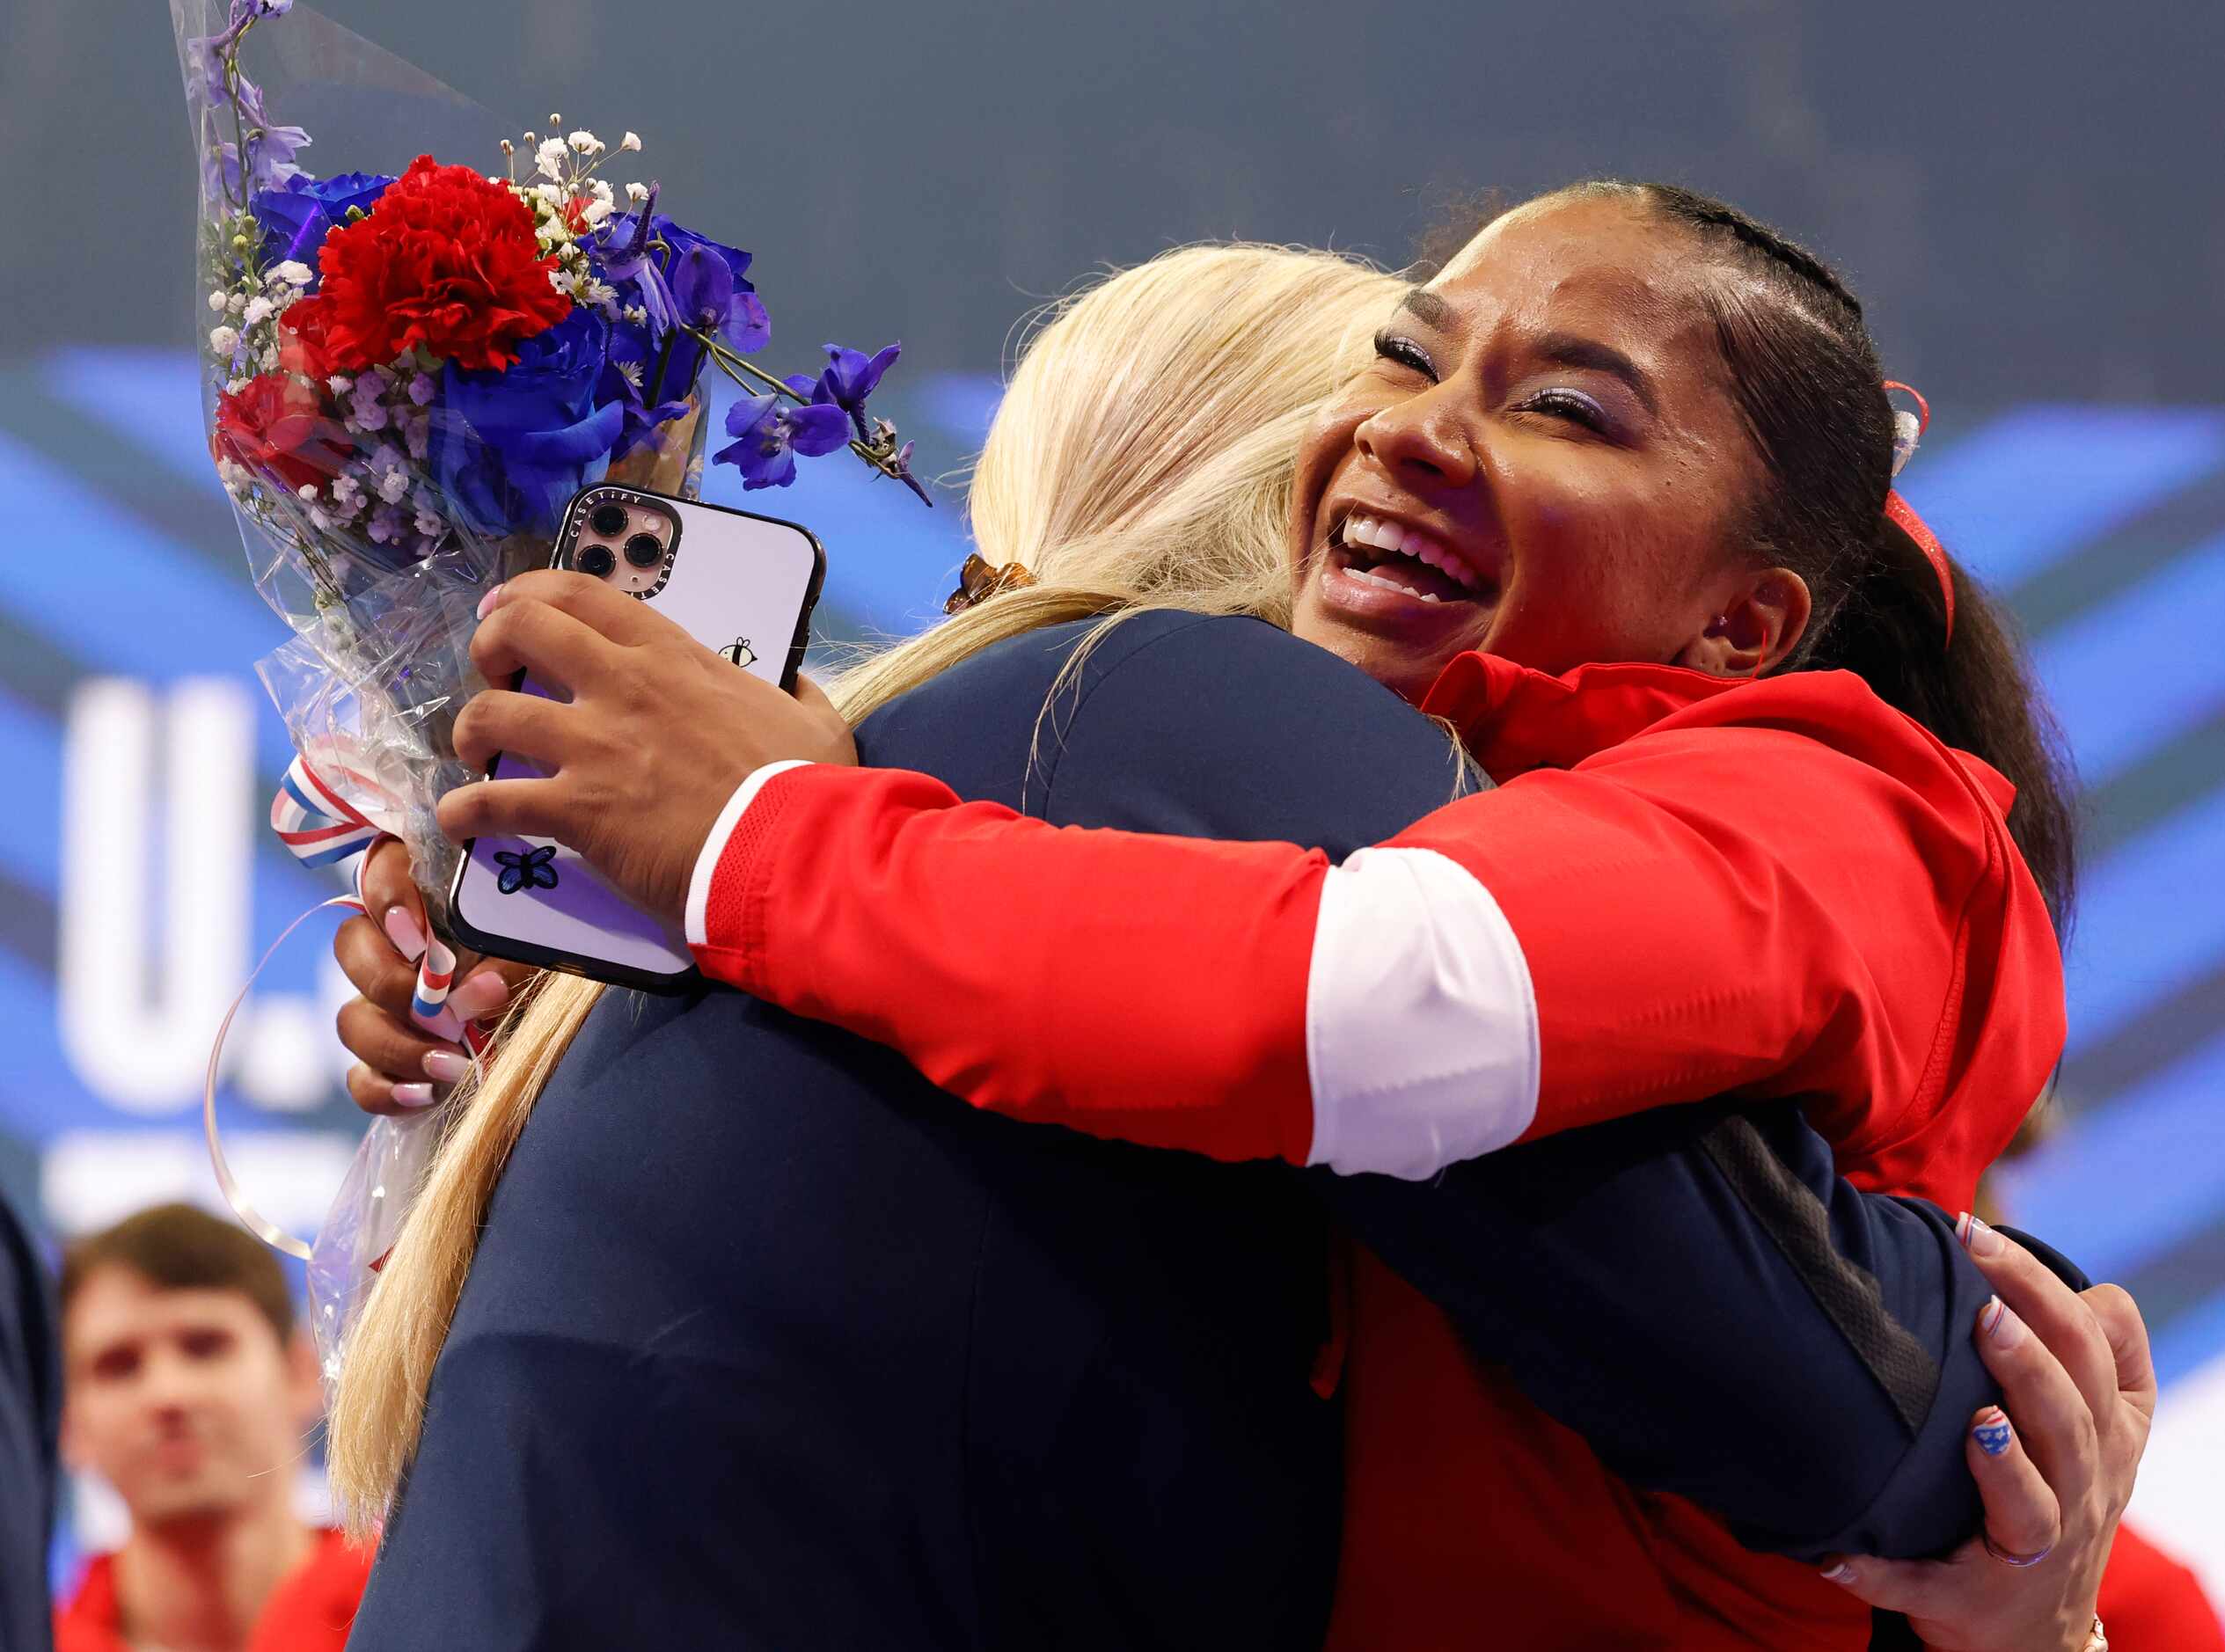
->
xmin=54 ymin=1204 xmax=369 ymax=1652
xmin=1 ymin=1186 xmax=58 ymax=1652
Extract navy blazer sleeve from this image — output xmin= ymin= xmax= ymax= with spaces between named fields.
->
xmin=1014 ymin=610 xmax=2002 ymax=1559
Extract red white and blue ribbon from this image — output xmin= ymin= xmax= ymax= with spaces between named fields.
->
xmin=210 ymin=747 xmax=501 ymax=1258
xmin=270 ymin=753 xmax=387 ymax=868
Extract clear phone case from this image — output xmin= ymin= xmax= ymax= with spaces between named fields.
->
xmin=446 ymin=484 xmax=823 ymax=990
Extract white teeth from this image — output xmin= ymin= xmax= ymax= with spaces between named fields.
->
xmin=1346 ymin=564 xmax=1409 ymax=592
xmin=1337 ymin=511 xmax=1482 ymax=592
xmin=1404 ymin=534 xmax=1480 ymax=591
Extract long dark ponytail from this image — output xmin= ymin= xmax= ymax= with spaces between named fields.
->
xmin=1529 ymin=181 xmax=2080 ymax=932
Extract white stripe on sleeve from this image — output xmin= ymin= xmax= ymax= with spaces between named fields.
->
xmin=683 ymin=759 xmax=814 ymax=949
xmin=1302 ymin=845 xmax=1540 ymax=1180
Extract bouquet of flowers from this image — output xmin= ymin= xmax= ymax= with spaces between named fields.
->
xmin=173 ymin=0 xmax=927 ymax=1378
xmin=179 ymin=0 xmax=924 ymax=914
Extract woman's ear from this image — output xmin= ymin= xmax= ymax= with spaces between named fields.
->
xmin=1673 ymin=567 xmax=1811 ymax=676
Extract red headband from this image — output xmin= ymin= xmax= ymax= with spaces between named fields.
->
xmin=1882 ymin=381 xmax=1954 ymax=646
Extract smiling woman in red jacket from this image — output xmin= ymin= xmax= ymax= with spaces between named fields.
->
xmin=445 ymin=184 xmax=2137 ymax=1651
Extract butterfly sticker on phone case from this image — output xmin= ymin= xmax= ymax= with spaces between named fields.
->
xmin=493 ymin=844 xmax=560 ymax=895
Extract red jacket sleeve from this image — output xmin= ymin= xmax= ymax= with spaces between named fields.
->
xmin=694 ymin=764 xmax=1324 ymax=1164
xmin=692 ymin=686 xmax=2060 ymax=1193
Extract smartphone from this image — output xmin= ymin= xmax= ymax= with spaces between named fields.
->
xmin=446 ymin=483 xmax=825 ymax=992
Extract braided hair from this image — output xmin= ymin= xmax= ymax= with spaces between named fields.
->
xmin=1417 ymin=181 xmax=2077 ymax=932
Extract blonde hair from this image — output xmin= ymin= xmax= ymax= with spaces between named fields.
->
xmin=326 ymin=244 xmax=1407 ymax=1526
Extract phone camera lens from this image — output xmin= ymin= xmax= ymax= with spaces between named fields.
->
xmin=589 ymin=502 xmax=628 ymax=537
xmin=624 ymin=533 xmax=665 ymax=569
xmin=575 ymin=543 xmax=617 ymax=578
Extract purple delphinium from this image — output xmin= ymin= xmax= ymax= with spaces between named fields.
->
xmin=597 ymin=327 xmax=693 ymax=462
xmin=190 ymin=4 xmax=310 ymax=203
xmin=593 ymin=190 xmax=677 ymax=340
xmin=714 ymin=392 xmax=849 ymax=490
xmin=812 ymin=342 xmax=900 ymax=439
xmin=669 ymin=245 xmax=772 ymax=354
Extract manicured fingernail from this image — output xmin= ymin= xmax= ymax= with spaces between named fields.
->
xmin=1957 ymin=1211 xmax=2005 ymax=1258
xmin=1981 ymin=1296 xmax=2029 ymax=1349
xmin=422 ymin=1049 xmax=472 ymax=1085
xmin=382 ymin=905 xmax=428 ymax=962
xmin=391 ymin=1082 xmax=436 ymax=1109
xmin=413 ymin=1004 xmax=465 ymax=1043
xmin=1819 ymin=1561 xmax=1855 ymax=1586
xmin=1972 ymin=1407 xmax=2014 ymax=1457
xmin=447 ymin=970 xmax=509 ymax=1021
xmin=476 ymin=582 xmax=505 ymax=620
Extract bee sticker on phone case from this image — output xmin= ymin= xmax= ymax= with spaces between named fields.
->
xmin=721 ymin=637 xmax=757 ymax=669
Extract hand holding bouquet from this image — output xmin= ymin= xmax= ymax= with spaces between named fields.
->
xmin=174 ymin=0 xmax=927 ymax=1373
xmin=180 ymin=0 xmax=925 ymax=920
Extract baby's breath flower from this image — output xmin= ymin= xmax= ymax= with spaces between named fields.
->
xmin=269 ymin=259 xmax=313 ymax=288
xmin=208 ymin=290 xmax=228 ymax=312
xmin=567 ymin=129 xmax=602 ymax=154
xmin=625 ymin=181 xmax=650 ymax=203
xmin=227 ymin=292 xmax=247 ymax=314
xmin=535 ymin=137 xmax=568 ymax=181
xmin=242 ymin=296 xmax=275 ymax=326
xmin=619 ymin=132 xmax=641 ymax=152
xmin=209 ymin=325 xmax=241 ymax=355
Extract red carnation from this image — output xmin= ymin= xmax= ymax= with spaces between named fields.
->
xmin=309 ymin=155 xmax=571 ymax=374
xmin=214 ymin=373 xmax=349 ymax=494
xmin=277 ymin=293 xmax=341 ymax=382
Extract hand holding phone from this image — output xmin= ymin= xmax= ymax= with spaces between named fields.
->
xmin=445 ymin=484 xmax=825 ymax=991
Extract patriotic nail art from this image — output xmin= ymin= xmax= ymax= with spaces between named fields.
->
xmin=1972 ymin=1408 xmax=2014 ymax=1457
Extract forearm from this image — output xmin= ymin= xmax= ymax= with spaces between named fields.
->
xmin=689 ymin=762 xmax=1323 ymax=1164
xmin=1328 ymin=1101 xmax=2003 ymax=1558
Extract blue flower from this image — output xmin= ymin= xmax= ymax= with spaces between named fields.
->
xmin=251 ymin=172 xmax=394 ymax=281
xmin=713 ymin=392 xmax=850 ymax=490
xmin=437 ymin=309 xmax=625 ymax=537
xmin=597 ymin=326 xmax=693 ymax=463
xmin=812 ymin=342 xmax=900 ymax=438
xmin=592 ymin=208 xmax=764 ymax=406
xmin=669 ymin=244 xmax=772 ymax=355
